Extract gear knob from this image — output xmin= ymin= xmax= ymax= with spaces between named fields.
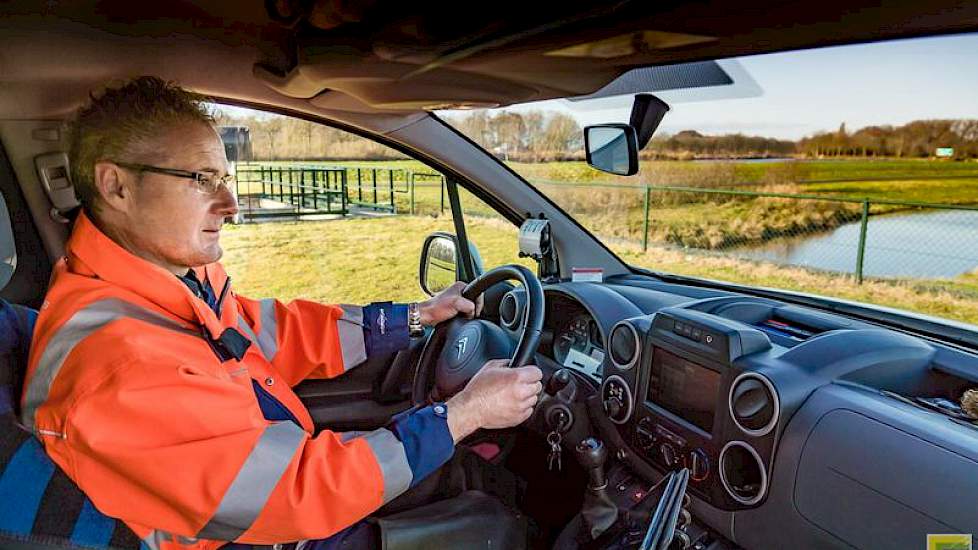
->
xmin=576 ymin=437 xmax=608 ymax=489
xmin=546 ymin=368 xmax=572 ymax=395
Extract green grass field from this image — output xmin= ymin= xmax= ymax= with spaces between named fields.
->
xmin=220 ymin=215 xmax=978 ymax=326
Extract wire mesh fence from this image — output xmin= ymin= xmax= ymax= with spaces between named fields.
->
xmin=537 ymin=179 xmax=978 ymax=283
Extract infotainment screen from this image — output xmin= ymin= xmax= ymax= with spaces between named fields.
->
xmin=647 ymin=348 xmax=722 ymax=432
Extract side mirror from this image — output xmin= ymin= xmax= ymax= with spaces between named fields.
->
xmin=419 ymin=232 xmax=485 ymax=296
xmin=584 ymin=124 xmax=639 ymax=176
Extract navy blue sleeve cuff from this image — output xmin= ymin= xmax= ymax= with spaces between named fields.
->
xmin=387 ymin=404 xmax=455 ymax=487
xmin=362 ymin=301 xmax=410 ymax=357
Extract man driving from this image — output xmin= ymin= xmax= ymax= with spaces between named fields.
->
xmin=21 ymin=76 xmax=542 ymax=549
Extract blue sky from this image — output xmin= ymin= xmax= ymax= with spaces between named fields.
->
xmin=497 ymin=32 xmax=978 ymax=140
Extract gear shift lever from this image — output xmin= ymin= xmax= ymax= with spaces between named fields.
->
xmin=546 ymin=368 xmax=571 ymax=396
xmin=575 ymin=437 xmax=617 ymax=539
xmin=576 ymin=437 xmax=608 ymax=489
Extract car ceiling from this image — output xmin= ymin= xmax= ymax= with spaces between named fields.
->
xmin=1 ymin=0 xmax=978 ymax=119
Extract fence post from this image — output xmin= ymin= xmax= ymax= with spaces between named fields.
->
xmin=248 ymin=166 xmax=255 ymax=223
xmin=642 ymin=185 xmax=651 ymax=252
xmin=312 ymin=170 xmax=318 ymax=210
xmin=288 ymin=168 xmax=294 ymax=207
xmin=357 ymin=169 xmax=363 ymax=202
xmin=299 ymin=170 xmax=306 ymax=211
xmin=389 ymin=170 xmax=396 ymax=214
xmin=327 ymin=170 xmax=334 ymax=212
xmin=410 ymin=172 xmax=416 ymax=215
xmin=340 ymin=170 xmax=348 ymax=216
xmin=372 ymin=168 xmax=378 ymax=207
xmin=440 ymin=178 xmax=445 ymax=214
xmin=855 ymin=199 xmax=870 ymax=284
xmin=278 ymin=168 xmax=284 ymax=202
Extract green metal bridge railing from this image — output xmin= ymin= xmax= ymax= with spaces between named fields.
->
xmin=234 ymin=163 xmax=447 ymax=219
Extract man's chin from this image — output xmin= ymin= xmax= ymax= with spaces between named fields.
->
xmin=187 ymin=247 xmax=223 ymax=268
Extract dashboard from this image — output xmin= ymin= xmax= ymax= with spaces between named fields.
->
xmin=498 ymin=275 xmax=978 ymax=549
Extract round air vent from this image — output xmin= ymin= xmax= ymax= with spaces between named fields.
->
xmin=600 ymin=375 xmax=633 ymax=425
xmin=719 ymin=441 xmax=767 ymax=506
xmin=608 ymin=321 xmax=640 ymax=369
xmin=729 ymin=372 xmax=779 ymax=437
xmin=499 ymin=292 xmax=522 ymax=329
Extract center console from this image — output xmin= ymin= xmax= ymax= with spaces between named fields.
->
xmin=600 ymin=307 xmax=779 ymax=510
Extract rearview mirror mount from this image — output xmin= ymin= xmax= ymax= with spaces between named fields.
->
xmin=629 ymin=93 xmax=670 ymax=150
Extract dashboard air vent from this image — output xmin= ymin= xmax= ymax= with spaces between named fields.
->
xmin=729 ymin=372 xmax=779 ymax=437
xmin=499 ymin=292 xmax=522 ymax=329
xmin=609 ymin=321 xmax=640 ymax=369
xmin=720 ymin=441 xmax=767 ymax=506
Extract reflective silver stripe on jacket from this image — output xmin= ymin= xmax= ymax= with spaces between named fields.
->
xmin=196 ymin=421 xmax=307 ymax=541
xmin=337 ymin=305 xmax=366 ymax=371
xmin=254 ymin=299 xmax=279 ymax=361
xmin=141 ymin=530 xmax=198 ymax=550
xmin=22 ymin=298 xmax=197 ymax=429
xmin=358 ymin=428 xmax=413 ymax=504
xmin=236 ymin=299 xmax=279 ymax=363
xmin=236 ymin=317 xmax=261 ymax=358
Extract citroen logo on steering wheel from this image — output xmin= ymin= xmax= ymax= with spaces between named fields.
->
xmin=455 ymin=337 xmax=468 ymax=360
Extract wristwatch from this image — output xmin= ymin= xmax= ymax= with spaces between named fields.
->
xmin=408 ymin=302 xmax=424 ymax=337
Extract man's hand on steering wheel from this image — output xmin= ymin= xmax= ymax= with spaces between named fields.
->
xmin=412 ymin=264 xmax=546 ymax=440
xmin=444 ymin=359 xmax=543 ymax=443
xmin=418 ymin=281 xmax=483 ymax=325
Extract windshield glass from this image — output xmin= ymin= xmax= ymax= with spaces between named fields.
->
xmin=440 ymin=33 xmax=978 ymax=327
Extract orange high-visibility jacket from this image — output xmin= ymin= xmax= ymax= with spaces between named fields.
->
xmin=21 ymin=213 xmax=454 ymax=550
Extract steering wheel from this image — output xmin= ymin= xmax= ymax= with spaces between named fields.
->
xmin=412 ymin=264 xmax=545 ymax=405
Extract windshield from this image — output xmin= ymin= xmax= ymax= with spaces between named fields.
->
xmin=440 ymin=33 xmax=978 ymax=328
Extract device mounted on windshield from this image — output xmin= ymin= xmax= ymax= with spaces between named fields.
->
xmin=519 ymin=216 xmax=559 ymax=281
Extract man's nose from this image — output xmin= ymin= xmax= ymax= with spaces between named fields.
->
xmin=212 ymin=184 xmax=239 ymax=217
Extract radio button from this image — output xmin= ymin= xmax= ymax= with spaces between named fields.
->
xmin=659 ymin=443 xmax=678 ymax=467
xmin=636 ymin=418 xmax=656 ymax=451
xmin=690 ymin=448 xmax=710 ymax=482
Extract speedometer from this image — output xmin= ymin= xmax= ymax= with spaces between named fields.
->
xmin=553 ymin=314 xmax=605 ymax=377
xmin=554 ymin=316 xmax=589 ymax=364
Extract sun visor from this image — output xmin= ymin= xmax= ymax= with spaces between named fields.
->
xmin=567 ymin=59 xmax=762 ymax=106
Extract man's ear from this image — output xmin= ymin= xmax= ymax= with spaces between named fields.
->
xmin=92 ymin=161 xmax=134 ymax=214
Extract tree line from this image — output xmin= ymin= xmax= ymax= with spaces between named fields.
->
xmin=443 ymin=110 xmax=583 ymax=161
xmin=215 ymin=111 xmax=407 ymax=161
xmin=797 ymin=120 xmax=978 ymax=159
xmin=423 ymin=112 xmax=978 ymax=160
xmin=644 ymin=130 xmax=796 ymax=159
xmin=217 ymin=108 xmax=978 ymax=161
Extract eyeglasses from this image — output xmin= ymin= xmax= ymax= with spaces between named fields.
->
xmin=115 ymin=162 xmax=236 ymax=195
